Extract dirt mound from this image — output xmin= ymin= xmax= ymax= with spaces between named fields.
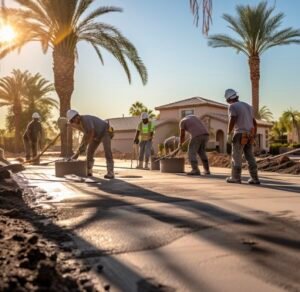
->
xmin=207 ymin=151 xmax=231 ymax=168
xmin=0 ymin=179 xmax=98 ymax=292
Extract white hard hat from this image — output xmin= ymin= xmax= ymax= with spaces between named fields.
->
xmin=66 ymin=109 xmax=79 ymax=122
xmin=224 ymin=89 xmax=238 ymax=101
xmin=32 ymin=112 xmax=40 ymax=119
xmin=141 ymin=112 xmax=149 ymax=120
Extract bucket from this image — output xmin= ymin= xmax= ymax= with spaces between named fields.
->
xmin=150 ymin=157 xmax=160 ymax=170
xmin=160 ymin=157 xmax=185 ymax=173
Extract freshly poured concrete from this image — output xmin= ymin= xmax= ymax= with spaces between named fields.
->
xmin=19 ymin=158 xmax=300 ymax=292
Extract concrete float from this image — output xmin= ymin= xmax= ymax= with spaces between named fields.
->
xmin=160 ymin=157 xmax=185 ymax=173
xmin=55 ymin=160 xmax=87 ymax=177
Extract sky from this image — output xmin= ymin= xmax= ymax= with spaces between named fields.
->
xmin=0 ymin=0 xmax=300 ymax=128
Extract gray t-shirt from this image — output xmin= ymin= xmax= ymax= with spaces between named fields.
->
xmin=80 ymin=115 xmax=108 ymax=138
xmin=228 ymin=101 xmax=254 ymax=133
xmin=180 ymin=115 xmax=208 ymax=138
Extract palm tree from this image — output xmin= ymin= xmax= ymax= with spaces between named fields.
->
xmin=129 ymin=101 xmax=156 ymax=119
xmin=0 ymin=69 xmax=28 ymax=151
xmin=190 ymin=0 xmax=212 ymax=35
xmin=0 ymin=1 xmax=148 ymax=156
xmin=281 ymin=109 xmax=300 ymax=143
xmin=271 ymin=118 xmax=287 ymax=144
xmin=208 ymin=1 xmax=300 ymax=116
xmin=256 ymin=105 xmax=273 ymax=122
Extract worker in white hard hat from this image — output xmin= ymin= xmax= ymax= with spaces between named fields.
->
xmin=133 ymin=112 xmax=155 ymax=169
xmin=23 ymin=112 xmax=43 ymax=163
xmin=66 ymin=109 xmax=114 ymax=179
xmin=225 ymin=89 xmax=260 ymax=184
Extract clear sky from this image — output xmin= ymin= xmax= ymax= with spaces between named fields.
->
xmin=0 ymin=0 xmax=300 ymax=128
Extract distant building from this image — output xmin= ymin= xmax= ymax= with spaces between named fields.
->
xmin=104 ymin=97 xmax=272 ymax=154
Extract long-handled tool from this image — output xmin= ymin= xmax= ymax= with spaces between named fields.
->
xmin=154 ymin=138 xmax=191 ymax=162
xmin=131 ymin=143 xmax=139 ymax=169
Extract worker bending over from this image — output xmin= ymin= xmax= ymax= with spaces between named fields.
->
xmin=67 ymin=109 xmax=114 ymax=179
xmin=164 ymin=136 xmax=180 ymax=155
xmin=225 ymin=89 xmax=260 ymax=184
xmin=23 ymin=112 xmax=43 ymax=163
xmin=180 ymin=115 xmax=210 ymax=175
xmin=134 ymin=112 xmax=155 ymax=170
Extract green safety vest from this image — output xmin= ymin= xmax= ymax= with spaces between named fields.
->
xmin=138 ymin=121 xmax=155 ymax=141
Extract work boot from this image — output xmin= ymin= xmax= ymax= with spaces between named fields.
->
xmin=226 ymin=167 xmax=241 ymax=183
xmin=104 ymin=170 xmax=115 ymax=179
xmin=144 ymin=161 xmax=150 ymax=170
xmin=248 ymin=177 xmax=260 ymax=185
xmin=87 ymin=169 xmax=93 ymax=177
xmin=136 ymin=161 xmax=143 ymax=169
xmin=202 ymin=159 xmax=211 ymax=175
xmin=187 ymin=162 xmax=200 ymax=175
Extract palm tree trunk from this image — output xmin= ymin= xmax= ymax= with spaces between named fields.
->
xmin=248 ymin=55 xmax=260 ymax=117
xmin=53 ymin=49 xmax=75 ymax=157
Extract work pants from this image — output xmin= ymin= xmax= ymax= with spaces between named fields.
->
xmin=139 ymin=140 xmax=152 ymax=162
xmin=188 ymin=134 xmax=209 ymax=170
xmin=24 ymin=137 xmax=38 ymax=160
xmin=87 ymin=131 xmax=114 ymax=174
xmin=231 ymin=133 xmax=258 ymax=179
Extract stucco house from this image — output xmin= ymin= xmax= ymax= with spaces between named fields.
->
xmin=105 ymin=97 xmax=272 ymax=154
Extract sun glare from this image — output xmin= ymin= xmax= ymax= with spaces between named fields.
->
xmin=0 ymin=25 xmax=16 ymax=43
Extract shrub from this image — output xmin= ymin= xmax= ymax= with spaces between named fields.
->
xmin=269 ymin=143 xmax=288 ymax=155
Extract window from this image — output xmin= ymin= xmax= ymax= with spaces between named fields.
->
xmin=181 ymin=109 xmax=194 ymax=118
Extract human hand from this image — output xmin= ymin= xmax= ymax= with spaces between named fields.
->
xmin=227 ymin=133 xmax=233 ymax=144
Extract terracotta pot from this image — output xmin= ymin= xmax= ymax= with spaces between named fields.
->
xmin=150 ymin=157 xmax=160 ymax=170
xmin=160 ymin=157 xmax=185 ymax=173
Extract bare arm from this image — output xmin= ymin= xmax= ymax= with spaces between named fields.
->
xmin=227 ymin=116 xmax=236 ymax=134
xmin=180 ymin=128 xmax=185 ymax=145
xmin=252 ymin=118 xmax=257 ymax=135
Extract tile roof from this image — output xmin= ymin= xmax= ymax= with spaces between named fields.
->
xmin=155 ymin=97 xmax=227 ymax=110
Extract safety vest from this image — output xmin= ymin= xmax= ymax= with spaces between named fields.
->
xmin=138 ymin=121 xmax=155 ymax=141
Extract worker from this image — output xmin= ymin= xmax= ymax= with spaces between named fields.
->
xmin=164 ymin=136 xmax=180 ymax=155
xmin=180 ymin=115 xmax=210 ymax=175
xmin=225 ymin=89 xmax=260 ymax=184
xmin=23 ymin=112 xmax=43 ymax=163
xmin=66 ymin=109 xmax=114 ymax=179
xmin=133 ymin=112 xmax=155 ymax=170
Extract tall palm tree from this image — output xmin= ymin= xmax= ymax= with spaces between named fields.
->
xmin=0 ymin=69 xmax=28 ymax=151
xmin=0 ymin=1 xmax=148 ymax=156
xmin=256 ymin=105 xmax=273 ymax=122
xmin=282 ymin=109 xmax=300 ymax=143
xmin=208 ymin=1 xmax=300 ymax=116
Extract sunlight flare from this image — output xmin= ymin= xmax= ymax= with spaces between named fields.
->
xmin=0 ymin=24 xmax=16 ymax=43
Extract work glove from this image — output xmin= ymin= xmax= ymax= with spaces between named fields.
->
xmin=227 ymin=133 xmax=233 ymax=144
xmin=134 ymin=138 xmax=139 ymax=144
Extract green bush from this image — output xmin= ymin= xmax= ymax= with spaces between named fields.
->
xmin=291 ymin=143 xmax=300 ymax=149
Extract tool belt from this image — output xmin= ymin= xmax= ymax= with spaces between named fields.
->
xmin=241 ymin=132 xmax=255 ymax=145
xmin=108 ymin=126 xmax=114 ymax=139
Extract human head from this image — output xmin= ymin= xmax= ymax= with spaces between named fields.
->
xmin=224 ymin=89 xmax=239 ymax=104
xmin=66 ymin=109 xmax=80 ymax=124
xmin=141 ymin=112 xmax=149 ymax=124
xmin=32 ymin=112 xmax=40 ymax=120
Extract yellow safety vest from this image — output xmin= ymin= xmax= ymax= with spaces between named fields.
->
xmin=138 ymin=121 xmax=155 ymax=141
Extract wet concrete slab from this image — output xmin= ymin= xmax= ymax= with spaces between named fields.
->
xmin=19 ymin=158 xmax=300 ymax=292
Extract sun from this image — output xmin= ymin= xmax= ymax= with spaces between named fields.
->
xmin=0 ymin=25 xmax=16 ymax=43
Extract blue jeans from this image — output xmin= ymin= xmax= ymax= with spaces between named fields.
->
xmin=139 ymin=140 xmax=152 ymax=162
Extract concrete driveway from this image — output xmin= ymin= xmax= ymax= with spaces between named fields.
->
xmin=17 ymin=158 xmax=300 ymax=292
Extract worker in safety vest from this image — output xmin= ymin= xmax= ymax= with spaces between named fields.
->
xmin=67 ymin=109 xmax=114 ymax=179
xmin=225 ymin=89 xmax=260 ymax=184
xmin=133 ymin=112 xmax=155 ymax=170
xmin=23 ymin=112 xmax=43 ymax=163
xmin=164 ymin=136 xmax=180 ymax=155
xmin=180 ymin=115 xmax=210 ymax=175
